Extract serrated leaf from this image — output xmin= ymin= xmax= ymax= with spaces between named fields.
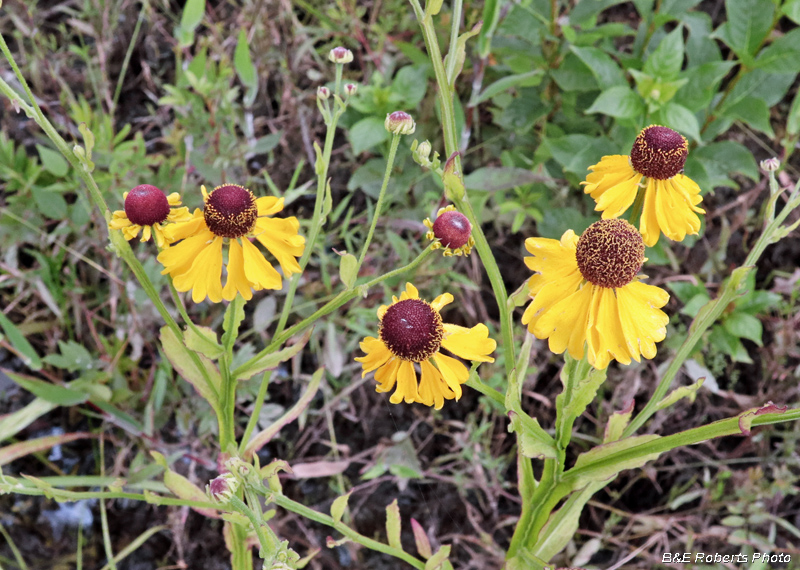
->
xmin=232 ymin=329 xmax=310 ymax=381
xmin=331 ymin=491 xmax=351 ymax=523
xmin=586 ymin=85 xmax=644 ymax=119
xmin=570 ymin=435 xmax=662 ymax=489
xmin=184 ymin=326 xmax=224 ymax=359
xmin=555 ymin=356 xmax=607 ymax=449
xmin=655 ymin=378 xmax=704 ymax=411
xmin=160 ymin=326 xmax=221 ymax=410
xmin=339 ymin=253 xmax=358 ymax=289
xmin=386 ymin=499 xmax=402 ymax=550
xmin=508 ymin=412 xmax=557 ymax=459
xmin=0 ymin=311 xmax=42 ymax=370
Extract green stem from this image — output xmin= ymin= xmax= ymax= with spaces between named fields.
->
xmin=464 ymin=376 xmax=505 ymax=407
xmin=269 ymin=493 xmax=426 ymax=569
xmin=444 ymin=0 xmax=464 ymax=83
xmin=239 ymin=370 xmax=272 ymax=455
xmin=334 ymin=63 xmax=343 ymax=98
xmin=357 ymin=134 xmax=401 ymax=270
xmin=219 ymin=353 xmax=237 ymax=452
xmin=234 ymin=247 xmax=435 ymax=379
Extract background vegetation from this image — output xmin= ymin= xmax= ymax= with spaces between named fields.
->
xmin=1 ymin=0 xmax=799 ymax=568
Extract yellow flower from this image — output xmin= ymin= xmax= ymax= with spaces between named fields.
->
xmin=522 ymin=219 xmax=669 ymax=370
xmin=582 ymin=125 xmax=705 ymax=247
xmin=423 ymin=205 xmax=474 ymax=256
xmin=356 ymin=283 xmax=496 ymax=409
xmin=109 ymin=184 xmax=192 ymax=248
xmin=157 ymin=184 xmax=305 ymax=303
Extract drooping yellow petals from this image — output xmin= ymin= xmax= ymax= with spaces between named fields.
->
xmin=417 ymin=360 xmax=455 ymax=410
xmin=441 ymin=324 xmax=496 ymax=362
xmin=222 ymin=239 xmax=253 ymax=301
xmin=172 ymin=236 xmax=224 ymax=303
xmin=390 ymin=360 xmax=419 ymax=404
xmin=254 ymin=217 xmax=305 ymax=277
xmin=355 ymin=337 xmax=393 ymax=378
xmin=241 ymin=237 xmax=283 ymax=291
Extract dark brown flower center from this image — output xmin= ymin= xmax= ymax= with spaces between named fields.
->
xmin=576 ymin=219 xmax=645 ymax=289
xmin=379 ymin=299 xmax=444 ymax=362
xmin=204 ymin=184 xmax=257 ymax=238
xmin=124 ymin=184 xmax=170 ymax=226
xmin=432 ymin=210 xmax=471 ymax=249
xmin=629 ymin=125 xmax=688 ymax=180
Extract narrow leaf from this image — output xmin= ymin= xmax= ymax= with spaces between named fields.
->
xmin=603 ymin=400 xmax=635 ymax=443
xmin=160 ymin=326 xmax=221 ymax=410
xmin=425 ymin=545 xmax=452 ymax=570
xmin=0 ymin=397 xmax=56 ymax=442
xmin=444 ymin=23 xmax=482 ymax=87
xmin=233 ymin=329 xmax=310 ymax=381
xmin=570 ymin=435 xmax=661 ymax=489
xmin=411 ymin=518 xmax=432 ymax=559
xmin=330 ymin=491 xmax=351 ymax=523
xmin=4 ymin=369 xmax=89 ymax=406
xmin=339 ymin=253 xmax=358 ymax=289
xmin=655 ymin=378 xmax=704 ymax=411
xmin=385 ymin=499 xmax=402 ymax=550
xmin=0 ymin=432 xmax=93 ymax=467
xmin=221 ymin=296 xmax=245 ymax=353
xmin=151 ymin=451 xmax=220 ymax=518
xmin=234 ymin=28 xmax=258 ymax=89
xmin=0 ymin=312 xmax=42 ymax=370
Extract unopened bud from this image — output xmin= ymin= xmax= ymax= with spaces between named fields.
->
xmin=328 ymin=46 xmax=353 ymax=64
xmin=207 ymin=472 xmax=238 ymax=503
xmin=415 ymin=140 xmax=432 ymax=163
xmin=344 ymin=83 xmax=358 ymax=98
xmin=317 ymin=86 xmax=330 ymax=100
xmin=385 ymin=111 xmax=415 ymax=135
xmin=761 ymin=157 xmax=780 ymax=172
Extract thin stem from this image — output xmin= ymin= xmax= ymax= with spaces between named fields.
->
xmin=357 ymin=134 xmax=401 ymax=270
xmin=444 ymin=0 xmax=464 ymax=82
xmin=465 ymin=376 xmax=505 ymax=408
xmin=112 ymin=0 xmax=146 ymax=110
xmin=335 ymin=63 xmax=343 ymax=97
xmin=239 ymin=370 xmax=272 ymax=455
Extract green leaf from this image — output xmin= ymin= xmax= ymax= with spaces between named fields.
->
xmin=443 ymin=22 xmax=482 ymax=87
xmin=338 ymin=253 xmax=358 ymax=289
xmin=251 ymin=132 xmax=282 ymax=154
xmin=689 ymin=140 xmax=759 ymax=188
xmin=221 ymin=297 xmax=245 ymax=354
xmin=787 ymin=87 xmax=800 ymax=136
xmin=723 ymin=313 xmax=763 ymax=346
xmin=674 ymin=61 xmax=736 ymax=112
xmin=783 ymin=0 xmax=800 ymax=24
xmin=551 ymin=53 xmax=598 ymax=92
xmin=160 ymin=326 xmax=221 ymax=410
xmin=385 ymin=499 xmax=402 ymax=550
xmin=151 ymin=451 xmax=220 ymax=518
xmin=3 ymin=369 xmax=88 ymax=406
xmin=349 ymin=117 xmax=390 ymax=156
xmin=643 ymin=26 xmax=685 ymax=80
xmin=42 ymin=340 xmax=94 ymax=372
xmin=477 ymin=0 xmax=501 ymax=57
xmin=570 ymin=435 xmax=662 ymax=489
xmin=391 ymin=65 xmax=428 ymax=109
xmin=0 ymin=311 xmax=42 ymax=370
xmin=472 ymin=71 xmax=543 ymax=105
xmin=184 ymin=326 xmax=224 ymax=360
xmin=555 ymin=355 xmax=607 ymax=449
xmin=411 ymin=518 xmax=432 ymax=559
xmin=713 ymin=0 xmax=774 ymax=64
xmin=754 ymin=28 xmax=800 ymax=73
xmin=464 ymin=167 xmax=540 ymax=192
xmin=330 ymin=491 xmax=351 ymax=523
xmin=655 ymin=378 xmax=704 ymax=411
xmin=1 ymin=432 xmax=93 ymax=467
xmin=543 ymin=134 xmax=614 ymax=177
xmin=36 ymin=144 xmax=69 ymax=176
xmin=719 ymin=96 xmax=775 ymax=137
xmin=0 ymin=397 xmax=56 ymax=442
xmin=31 ymin=186 xmax=68 ymax=219
xmin=234 ymin=29 xmax=258 ymax=89
xmin=603 ymin=400 xmax=635 ymax=443
xmin=178 ymin=0 xmax=205 ymax=45
xmin=425 ymin=0 xmax=443 ymax=17
xmin=570 ymin=46 xmax=626 ymax=89
xmin=232 ymin=329 xmax=310 ymax=381
xmin=661 ymin=102 xmax=701 ymax=143
xmin=508 ymin=412 xmax=557 ymax=459
xmin=424 ymin=546 xmax=452 ymax=570
xmin=586 ymin=85 xmax=644 ymax=119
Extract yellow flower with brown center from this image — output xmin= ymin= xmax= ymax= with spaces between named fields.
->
xmin=157 ymin=184 xmax=305 ymax=303
xmin=109 ymin=184 xmax=191 ymax=248
xmin=423 ymin=205 xmax=474 ymax=256
xmin=356 ymin=283 xmax=496 ymax=409
xmin=522 ymin=219 xmax=669 ymax=370
xmin=582 ymin=125 xmax=705 ymax=247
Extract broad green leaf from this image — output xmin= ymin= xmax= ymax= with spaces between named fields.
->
xmin=655 ymin=378 xmax=704 ymax=411
xmin=472 ymin=71 xmax=543 ymax=105
xmin=569 ymin=0 xmax=627 ymax=26
xmin=661 ymin=102 xmax=701 ymax=143
xmin=570 ymin=46 xmax=626 ymax=89
xmin=0 ymin=311 xmax=42 ymax=369
xmin=232 ymin=329 xmax=310 ymax=381
xmin=1 ymin=432 xmax=92 ymax=467
xmin=386 ymin=499 xmax=402 ymax=550
xmin=160 ymin=326 xmax=221 ymax=410
xmin=339 ymin=253 xmax=358 ymax=289
xmin=551 ymin=53 xmax=598 ymax=92
xmin=180 ymin=0 xmax=205 ymax=32
xmin=713 ymin=0 xmax=774 ymax=64
xmin=391 ymin=65 xmax=428 ymax=109
xmin=543 ymin=134 xmax=613 ymax=177
xmin=643 ymin=26 xmax=685 ymax=80
xmin=5 ymin=369 xmax=89 ymax=406
xmin=689 ymin=140 xmax=759 ymax=188
xmin=464 ymin=167 xmax=540 ymax=192
xmin=720 ymin=96 xmax=774 ymax=137
xmin=682 ymin=12 xmax=722 ymax=67
xmin=234 ymin=29 xmax=258 ymax=89
xmin=32 ymin=186 xmax=68 ymax=219
xmin=184 ymin=326 xmax=224 ymax=360
xmin=0 ymin=397 xmax=56 ymax=442
xmin=36 ymin=144 xmax=69 ymax=176
xmin=508 ymin=412 xmax=557 ymax=459
xmin=784 ymin=0 xmax=800 ymax=24
xmin=555 ymin=355 xmax=607 ymax=449
xmin=570 ymin=434 xmax=662 ymax=489
xmin=586 ymin=85 xmax=644 ymax=119
xmin=331 ymin=491 xmax=351 ymax=523
xmin=251 ymin=132 xmax=282 ymax=154
xmin=723 ymin=313 xmax=763 ymax=346
xmin=349 ymin=117 xmax=390 ymax=155
xmin=221 ymin=296 xmax=245 ymax=354
xmin=754 ymin=28 xmax=800 ymax=74
xmin=674 ymin=61 xmax=736 ymax=112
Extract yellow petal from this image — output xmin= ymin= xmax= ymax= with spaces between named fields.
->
xmin=166 ymin=192 xmax=182 ymax=206
xmin=172 ymin=237 xmax=224 ymax=303
xmin=417 ymin=359 xmax=454 ymax=410
xmin=254 ymin=217 xmax=305 ymax=276
xmin=355 ymin=337 xmax=392 ymax=377
xmin=223 ymin=239 xmax=253 ymax=301
xmin=581 ymin=155 xmax=635 ymax=200
xmin=593 ymin=171 xmax=642 ymax=219
xmin=121 ymin=224 xmax=141 ymax=241
xmin=431 ymin=353 xmax=466 ymax=400
xmin=152 ymin=224 xmax=167 ymax=248
xmin=241 ymin=238 xmax=283 ymax=290
xmin=109 ymin=211 xmax=132 ymax=230
xmin=615 ymin=281 xmax=669 ymax=361
xmin=639 ymin=178 xmax=661 ymax=247
xmin=400 ymin=283 xmax=419 ymax=301
xmin=532 ymin=284 xmax=593 ymax=361
xmin=158 ymin=229 xmax=215 ymax=277
xmin=140 ymin=224 xmax=152 ymax=242
xmin=522 ymin=273 xmax=584 ymax=331
xmin=164 ymin=209 xmax=206 ymax=242
xmin=374 ymin=357 xmax=401 ymax=393
xmin=256 ymin=196 xmax=284 ymax=216
xmin=431 ymin=292 xmax=454 ymax=312
xmin=390 ymin=360 xmax=419 ymax=404
xmin=441 ymin=323 xmax=496 ymax=362
xmin=587 ymin=287 xmax=632 ymax=369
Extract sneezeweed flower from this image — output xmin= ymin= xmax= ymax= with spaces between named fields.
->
xmin=328 ymin=46 xmax=353 ymax=64
xmin=424 ymin=206 xmax=474 ymax=256
xmin=158 ymin=184 xmax=305 ymax=303
xmin=522 ymin=219 xmax=669 ymax=370
xmin=343 ymin=83 xmax=358 ymax=99
xmin=385 ymin=111 xmax=416 ymax=135
xmin=582 ymin=125 xmax=705 ymax=247
xmin=109 ymin=184 xmax=191 ymax=248
xmin=207 ymin=472 xmax=238 ymax=503
xmin=317 ymin=86 xmax=330 ymax=100
xmin=356 ymin=283 xmax=496 ymax=409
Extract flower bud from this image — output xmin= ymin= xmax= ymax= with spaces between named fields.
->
xmin=207 ymin=472 xmax=239 ymax=503
xmin=385 ymin=111 xmax=416 ymax=135
xmin=317 ymin=86 xmax=331 ymax=100
xmin=414 ymin=140 xmax=432 ymax=164
xmin=344 ymin=83 xmax=358 ymax=98
xmin=760 ymin=157 xmax=780 ymax=172
xmin=328 ymin=46 xmax=353 ymax=64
